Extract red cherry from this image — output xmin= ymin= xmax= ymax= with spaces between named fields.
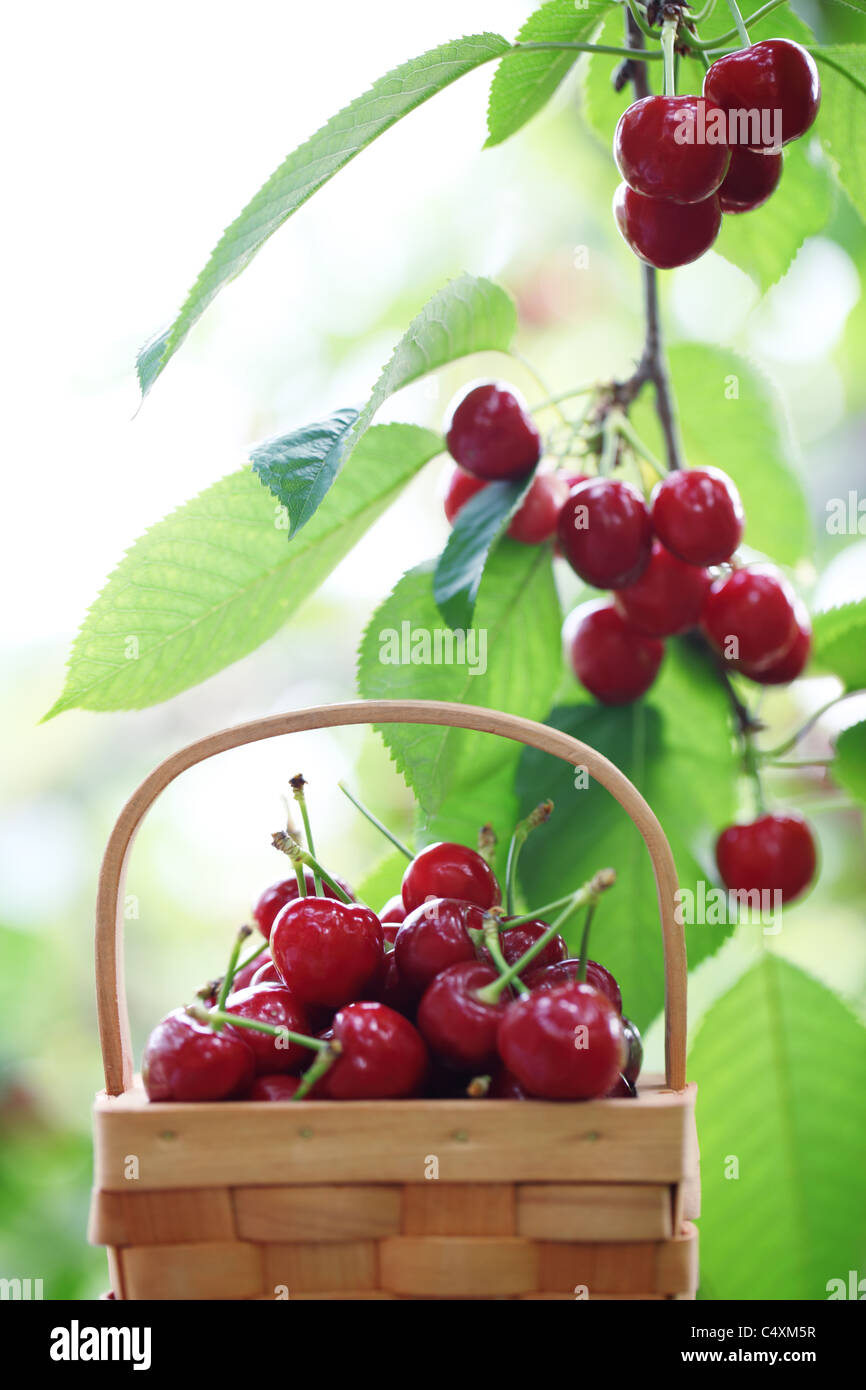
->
xmin=444 ymin=467 xmax=567 ymax=544
xmin=497 ymin=983 xmax=626 ymax=1100
xmin=378 ymin=895 xmax=407 ymax=931
xmin=621 ymin=1015 xmax=643 ymax=1086
xmin=445 ymin=383 xmax=541 ymax=481
xmin=252 ymin=870 xmax=354 ymax=938
xmin=443 ymin=466 xmax=487 ymax=523
xmin=249 ymin=1074 xmax=312 ymax=1101
xmin=223 ymin=983 xmax=310 ymax=1075
xmin=614 ymin=183 xmax=721 ymax=269
xmin=704 ymin=39 xmax=820 ymax=150
xmin=393 ymin=898 xmax=484 ymax=998
xmin=270 ymin=897 xmax=383 ymax=1010
xmin=480 ymin=919 xmax=567 ymax=977
xmin=402 ymin=842 xmax=501 ymax=914
xmin=142 ymin=1010 xmax=254 ymax=1102
xmin=417 ymin=961 xmax=511 ymax=1071
xmin=250 ymin=958 xmax=281 ymax=986
xmin=614 ymin=541 xmax=711 ymax=637
xmin=564 ymin=600 xmax=664 ymax=705
xmin=651 ymin=466 xmax=744 ymax=566
xmin=737 ymin=601 xmax=811 ymax=684
xmin=525 ymin=957 xmax=623 ymax=1015
xmin=701 ymin=566 xmax=799 ymax=670
xmin=557 ymin=477 xmax=653 ymax=589
xmin=615 ymin=96 xmax=731 ymax=203
xmin=489 ymin=1066 xmax=531 ymax=1099
xmin=232 ymin=950 xmax=273 ymax=992
xmin=718 ymin=146 xmax=782 ymax=213
xmin=606 ymin=1074 xmax=637 ymax=1097
xmin=376 ymin=949 xmax=416 ymax=1015
xmin=716 ymin=812 xmax=817 ymax=904
xmin=321 ymin=1001 xmax=429 ymax=1099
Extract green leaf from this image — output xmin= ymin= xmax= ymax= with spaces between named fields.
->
xmin=689 ymin=955 xmax=866 ymax=1300
xmin=833 ymin=721 xmax=866 ymax=807
xmin=515 ymin=639 xmax=738 ymax=1030
xmin=251 ymin=408 xmax=360 ymax=537
xmin=136 ymin=34 xmax=511 ymax=395
xmin=814 ymin=46 xmax=866 ymax=224
xmin=357 ymin=544 xmax=563 ymax=865
xmin=486 ymin=0 xmax=613 ymax=147
xmin=812 ymin=600 xmax=866 ymax=690
xmin=433 ymin=478 xmax=528 ymax=628
xmin=45 ymin=424 xmax=443 ymax=716
xmin=354 ymin=850 xmax=409 ymax=910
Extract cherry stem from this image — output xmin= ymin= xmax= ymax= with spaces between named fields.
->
xmin=625 ymin=0 xmax=657 ymax=42
xmin=721 ymin=0 xmax=752 ymax=47
xmin=505 ymin=800 xmax=554 ymax=915
xmin=291 ymin=1042 xmax=342 ymax=1100
xmin=337 ymin=782 xmax=413 ymax=859
xmin=291 ymin=775 xmax=322 ymax=896
xmin=476 ymin=869 xmax=615 ymax=1004
xmin=514 ymin=40 xmax=664 ymax=60
xmin=503 ymin=887 xmax=592 ymax=930
xmin=272 ymin=830 xmax=352 ymax=903
xmin=760 ymin=690 xmax=865 ymax=761
xmin=768 ymin=758 xmax=834 ymax=770
xmin=187 ymin=1004 xmax=328 ymax=1053
xmin=467 ymin=1075 xmax=491 ymax=1097
xmin=688 ymin=0 xmax=785 ymax=47
xmin=610 ymin=410 xmax=665 ymax=475
xmin=215 ymin=926 xmax=253 ymax=1018
xmin=482 ymin=911 xmax=530 ymax=998
xmin=529 ymin=383 xmax=597 ymax=414
xmin=575 ymin=903 xmax=597 ymax=984
xmin=478 ymin=822 xmax=498 ymax=868
xmin=661 ymin=18 xmax=678 ymax=95
xmin=234 ymin=939 xmax=269 ymax=976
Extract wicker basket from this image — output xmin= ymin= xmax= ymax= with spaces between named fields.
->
xmin=89 ymin=699 xmax=700 ymax=1301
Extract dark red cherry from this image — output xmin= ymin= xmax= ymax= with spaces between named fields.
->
xmin=232 ymin=950 xmax=273 ymax=992
xmin=614 ymin=541 xmax=711 ymax=637
xmin=378 ymin=895 xmax=407 ymax=926
xmin=718 ymin=146 xmax=782 ymax=213
xmin=270 ymin=897 xmax=383 ymax=1010
xmin=445 ymin=464 xmax=567 ymax=542
xmin=321 ymin=1001 xmax=429 ymax=1099
xmin=564 ymin=600 xmax=664 ymax=705
xmin=614 ymin=96 xmax=731 ymax=203
xmin=250 ymin=958 xmax=281 ymax=986
xmin=223 ymin=983 xmax=310 ymax=1075
xmin=252 ymin=870 xmax=354 ymax=939
xmin=496 ymin=983 xmax=626 ymax=1100
xmin=142 ymin=1010 xmax=254 ymax=1102
xmin=376 ymin=949 xmax=416 ymax=1016
xmin=621 ymin=1015 xmax=643 ymax=1086
xmin=480 ymin=919 xmax=567 ymax=977
xmin=704 ymin=39 xmax=820 ymax=150
xmin=557 ymin=477 xmax=653 ymax=589
xmin=606 ymin=1074 xmax=637 ymax=1097
xmin=417 ymin=961 xmax=511 ymax=1071
xmin=445 ymin=383 xmax=541 ymax=481
xmin=701 ymin=566 xmax=799 ymax=670
xmin=716 ymin=812 xmax=816 ymax=904
xmin=394 ymin=898 xmax=484 ymax=998
xmin=402 ymin=842 xmax=501 ymax=914
xmin=614 ymin=183 xmax=721 ymax=269
xmin=651 ymin=466 xmax=744 ymax=566
xmin=249 ymin=1074 xmax=311 ymax=1101
xmin=737 ymin=600 xmax=811 ymax=684
xmin=489 ymin=1066 xmax=531 ymax=1099
xmin=525 ymin=957 xmax=623 ymax=1015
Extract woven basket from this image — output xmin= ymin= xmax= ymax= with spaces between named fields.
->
xmin=89 ymin=699 xmax=699 ymax=1301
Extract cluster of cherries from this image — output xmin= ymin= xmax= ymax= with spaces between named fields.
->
xmin=614 ymin=38 xmax=821 ymax=269
xmin=142 ymin=813 xmax=642 ymax=1105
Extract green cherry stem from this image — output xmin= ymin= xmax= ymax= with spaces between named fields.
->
xmin=513 ymin=40 xmax=664 ymax=60
xmin=661 ymin=18 xmax=678 ymax=95
xmin=505 ymin=800 xmax=554 ymax=916
xmin=187 ymin=1005 xmax=329 ymax=1053
xmin=721 ymin=0 xmax=751 ymax=47
xmin=482 ymin=911 xmax=530 ymax=999
xmin=337 ymin=782 xmax=413 ymax=859
xmin=503 ymin=887 xmax=593 ymax=931
xmin=688 ymin=0 xmax=785 ymax=48
xmin=234 ymin=939 xmax=269 ymax=976
xmin=478 ymin=822 xmax=498 ymax=869
xmin=291 ymin=775 xmax=322 ymax=896
xmin=625 ymin=0 xmax=657 ymax=41
xmin=272 ymin=830 xmax=353 ymax=903
xmin=291 ymin=1043 xmax=342 ymax=1100
xmin=575 ymin=902 xmax=597 ymax=983
xmin=215 ymin=926 xmax=253 ymax=1019
xmin=760 ymin=690 xmax=866 ymax=761
xmin=529 ymin=384 xmax=598 ymax=415
xmin=611 ymin=410 xmax=665 ymax=475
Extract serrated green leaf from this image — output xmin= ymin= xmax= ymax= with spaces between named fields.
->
xmin=812 ymin=600 xmax=866 ymax=690
xmin=45 ymin=424 xmax=443 ymax=716
xmin=833 ymin=720 xmax=866 ymax=806
xmin=354 ymin=850 xmax=409 ymax=911
xmin=136 ymin=33 xmax=511 ymax=395
xmin=814 ymin=46 xmax=866 ymax=224
xmin=357 ymin=544 xmax=562 ymax=865
xmin=486 ymin=0 xmax=613 ymax=147
xmin=690 ymin=955 xmax=866 ymax=1300
xmin=515 ymin=639 xmax=738 ymax=1030
xmin=433 ymin=477 xmax=528 ymax=628
xmin=251 ymin=408 xmax=360 ymax=537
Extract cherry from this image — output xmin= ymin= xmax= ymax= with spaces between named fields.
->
xmin=402 ymin=842 xmax=501 ymax=914
xmin=496 ymin=983 xmax=626 ymax=1100
xmin=417 ymin=961 xmax=512 ymax=1071
xmin=250 ymin=958 xmax=281 ymax=986
xmin=621 ymin=1015 xmax=643 ymax=1085
xmin=445 ymin=464 xmax=568 ymax=542
xmin=614 ymin=541 xmax=711 ymax=637
xmin=701 ymin=566 xmax=799 ymax=670
xmin=718 ymin=146 xmax=782 ymax=213
xmin=564 ymin=600 xmax=664 ymax=705
xmin=489 ymin=1066 xmax=531 ymax=1099
xmin=249 ymin=1074 xmax=310 ymax=1101
xmin=651 ymin=466 xmax=744 ymax=566
xmin=223 ymin=983 xmax=310 ymax=1074
xmin=615 ymin=96 xmax=731 ymax=204
xmin=252 ymin=870 xmax=353 ymax=938
xmin=704 ymin=39 xmax=820 ymax=150
xmin=270 ymin=897 xmax=384 ymax=1010
xmin=737 ymin=600 xmax=811 ymax=685
xmin=378 ymin=895 xmax=407 ymax=926
xmin=480 ymin=919 xmax=567 ymax=977
xmin=393 ymin=898 xmax=484 ymax=998
xmin=443 ymin=466 xmax=487 ymax=523
xmin=445 ymin=383 xmax=541 ymax=481
xmin=232 ymin=950 xmax=272 ymax=992
xmin=377 ymin=949 xmax=416 ymax=1015
xmin=614 ymin=183 xmax=721 ymax=269
xmin=606 ymin=1074 xmax=637 ymax=1098
xmin=716 ymin=812 xmax=816 ymax=904
xmin=321 ymin=1001 xmax=429 ymax=1099
xmin=557 ymin=477 xmax=653 ymax=589
xmin=525 ymin=957 xmax=623 ymax=1015
xmin=142 ymin=1010 xmax=254 ymax=1102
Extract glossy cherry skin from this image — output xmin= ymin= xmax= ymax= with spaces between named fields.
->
xmin=497 ymin=983 xmax=626 ymax=1100
xmin=651 ymin=466 xmax=744 ymax=566
xmin=444 ymin=466 xmax=567 ymax=545
xmin=223 ymin=983 xmax=310 ymax=1075
xmin=376 ymin=949 xmax=416 ymax=1015
xmin=525 ymin=957 xmax=623 ymax=1015
xmin=718 ymin=146 xmax=782 ymax=213
xmin=142 ymin=1010 xmax=254 ymax=1102
xmin=252 ymin=870 xmax=353 ymax=938
xmin=394 ymin=898 xmax=484 ymax=998
xmin=378 ymin=895 xmax=407 ymax=926
xmin=321 ymin=1001 xmax=429 ymax=1099
xmin=557 ymin=477 xmax=653 ymax=589
xmin=248 ymin=1074 xmax=310 ymax=1101
xmin=737 ymin=601 xmax=811 ymax=684
xmin=615 ymin=96 xmax=731 ymax=204
xmin=701 ymin=567 xmax=799 ymax=670
xmin=270 ymin=897 xmax=384 ymax=1010
xmin=704 ymin=39 xmax=820 ymax=150
xmin=480 ymin=919 xmax=567 ymax=977
xmin=614 ymin=183 xmax=721 ymax=269
xmin=564 ymin=601 xmax=664 ymax=705
xmin=402 ymin=842 xmax=501 ymax=914
xmin=489 ymin=1066 xmax=531 ymax=1099
xmin=250 ymin=958 xmax=281 ymax=986
xmin=417 ymin=961 xmax=511 ymax=1071
xmin=614 ymin=542 xmax=711 ymax=638
xmin=446 ymin=383 xmax=541 ymax=481
xmin=621 ymin=1015 xmax=643 ymax=1085
xmin=716 ymin=812 xmax=816 ymax=904
xmin=232 ymin=950 xmax=273 ymax=992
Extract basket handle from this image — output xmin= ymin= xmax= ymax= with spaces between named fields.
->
xmin=96 ymin=699 xmax=687 ymax=1095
